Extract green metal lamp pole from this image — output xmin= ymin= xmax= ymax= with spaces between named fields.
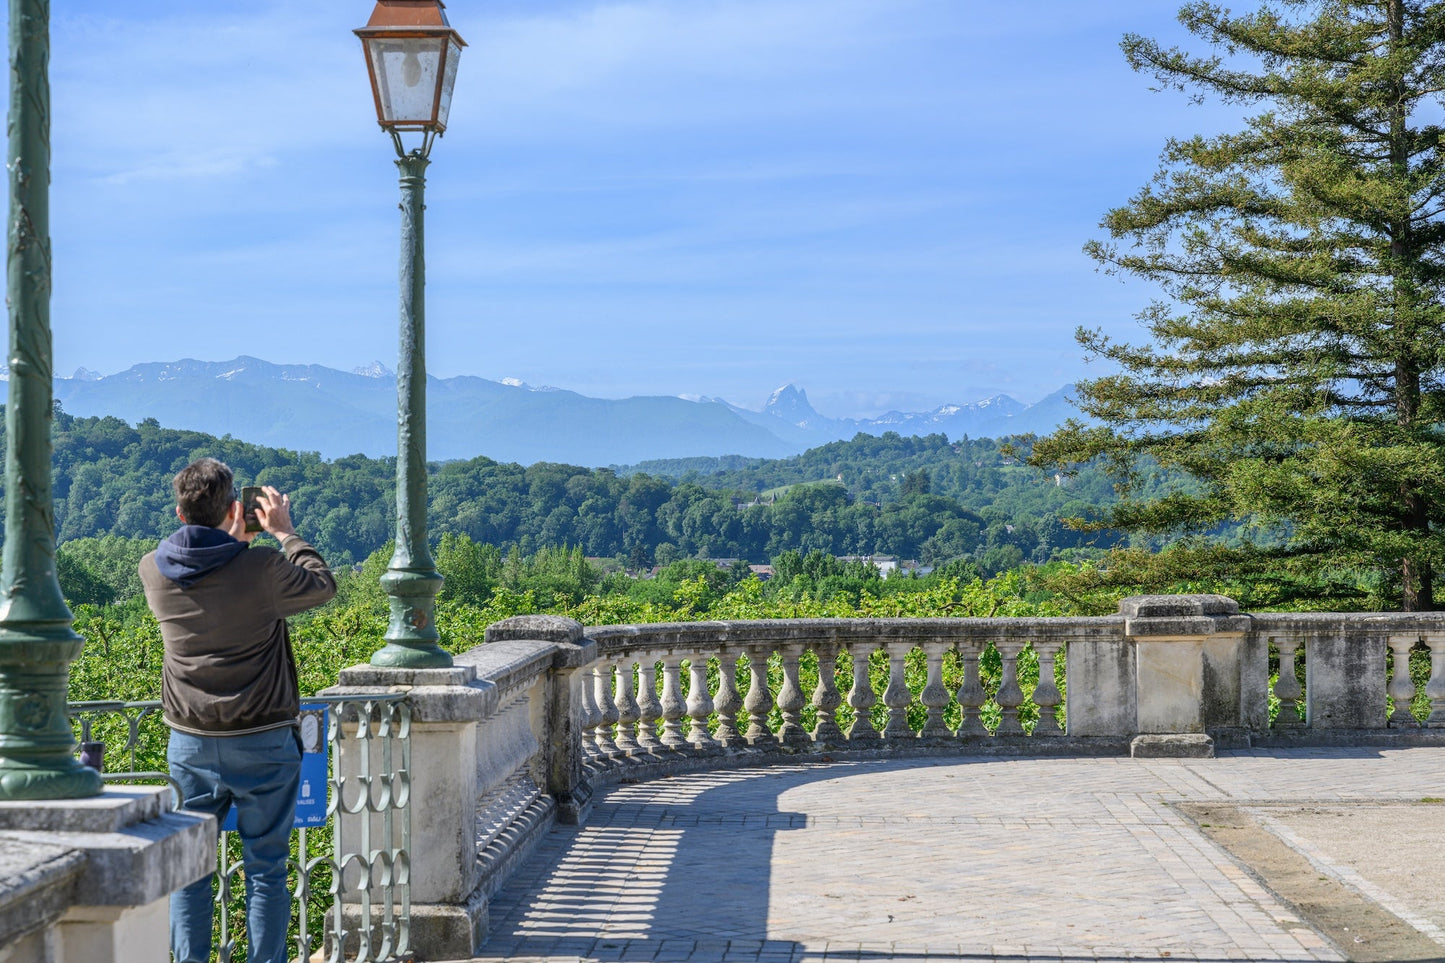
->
xmin=357 ymin=0 xmax=464 ymax=669
xmin=0 ymin=0 xmax=101 ymax=799
xmin=372 ymin=149 xmax=450 ymax=669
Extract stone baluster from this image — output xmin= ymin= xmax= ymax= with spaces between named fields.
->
xmin=846 ymin=643 xmax=880 ymax=740
xmin=592 ymin=660 xmax=620 ymax=756
xmin=1031 ymin=639 xmax=1064 ymax=736
xmin=712 ymin=650 xmax=746 ymax=748
xmin=1387 ymin=634 xmax=1420 ymax=727
xmin=993 ymin=639 xmax=1026 ymax=736
xmin=578 ymin=658 xmax=603 ymax=761
xmin=955 ymin=640 xmax=987 ymax=738
xmin=811 ymin=643 xmax=846 ymax=748
xmin=1424 ymin=634 xmax=1445 ymax=728
xmin=918 ymin=639 xmax=952 ymax=741
xmin=775 ymin=644 xmax=811 ymax=747
xmin=881 ymin=642 xmax=914 ymax=740
xmin=659 ymin=651 xmax=689 ymax=748
xmin=635 ymin=659 xmax=663 ymax=751
xmin=685 ymin=652 xmax=719 ymax=749
xmin=743 ymin=645 xmax=776 ymax=746
xmin=612 ymin=657 xmax=641 ymax=753
xmin=1272 ymin=636 xmax=1305 ymax=728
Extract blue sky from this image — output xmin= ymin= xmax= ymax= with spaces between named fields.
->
xmin=40 ymin=0 xmax=1223 ymax=417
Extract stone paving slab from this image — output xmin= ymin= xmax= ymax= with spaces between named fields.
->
xmin=459 ymin=748 xmax=1445 ymax=963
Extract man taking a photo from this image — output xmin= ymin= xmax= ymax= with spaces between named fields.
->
xmin=140 ymin=457 xmax=336 ymax=963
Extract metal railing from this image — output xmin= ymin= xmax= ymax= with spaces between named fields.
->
xmin=66 ymin=695 xmax=412 ymax=963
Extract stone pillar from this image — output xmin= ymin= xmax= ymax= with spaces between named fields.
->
xmin=482 ymin=617 xmax=593 ymax=803
xmin=489 ymin=617 xmax=597 ymax=823
xmin=1120 ymin=595 xmax=1250 ymax=757
xmin=327 ymin=663 xmax=490 ymax=956
xmin=0 ymin=787 xmax=213 ymax=963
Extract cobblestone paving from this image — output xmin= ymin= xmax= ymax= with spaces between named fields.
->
xmin=464 ymin=748 xmax=1445 ymax=963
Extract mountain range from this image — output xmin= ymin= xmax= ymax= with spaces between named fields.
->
xmin=43 ymin=357 xmax=1081 ymax=466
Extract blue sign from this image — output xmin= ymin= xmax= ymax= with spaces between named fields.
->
xmin=221 ymin=703 xmax=329 ymax=831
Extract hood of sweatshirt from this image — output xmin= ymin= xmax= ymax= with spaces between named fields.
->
xmin=154 ymin=525 xmax=248 ymax=588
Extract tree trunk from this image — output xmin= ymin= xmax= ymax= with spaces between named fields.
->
xmin=1402 ymin=556 xmax=1434 ymax=612
xmin=1388 ymin=0 xmax=1433 ymax=612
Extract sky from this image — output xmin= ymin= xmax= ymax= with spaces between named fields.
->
xmin=35 ymin=0 xmax=1232 ymax=418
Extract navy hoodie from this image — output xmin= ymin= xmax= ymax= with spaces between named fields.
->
xmin=154 ymin=525 xmax=249 ymax=587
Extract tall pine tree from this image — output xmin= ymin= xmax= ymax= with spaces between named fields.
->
xmin=1034 ymin=1 xmax=1445 ymax=610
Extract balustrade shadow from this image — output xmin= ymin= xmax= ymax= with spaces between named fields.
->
xmin=483 ymin=763 xmax=832 ymax=961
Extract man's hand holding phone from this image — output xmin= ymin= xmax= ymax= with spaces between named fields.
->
xmin=254 ymin=486 xmax=297 ymax=540
xmin=230 ymin=485 xmax=296 ymax=543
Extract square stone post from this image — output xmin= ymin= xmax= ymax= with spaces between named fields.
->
xmin=324 ymin=664 xmax=492 ymax=959
xmin=0 ymin=787 xmax=214 ymax=963
xmin=1121 ymin=595 xmax=1251 ymax=757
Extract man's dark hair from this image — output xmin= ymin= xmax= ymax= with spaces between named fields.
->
xmin=174 ymin=458 xmax=234 ymax=529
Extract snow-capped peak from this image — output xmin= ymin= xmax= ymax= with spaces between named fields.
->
xmin=352 ymin=361 xmax=392 ymax=379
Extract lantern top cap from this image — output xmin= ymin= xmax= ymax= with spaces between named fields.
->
xmin=356 ymin=0 xmax=466 ymax=43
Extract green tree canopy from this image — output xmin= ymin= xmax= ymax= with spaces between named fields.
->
xmin=1034 ymin=0 xmax=1445 ymax=609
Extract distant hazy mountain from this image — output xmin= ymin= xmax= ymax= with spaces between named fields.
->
xmin=738 ymin=383 xmax=1079 ymax=443
xmin=46 ymin=357 xmax=1080 ymax=465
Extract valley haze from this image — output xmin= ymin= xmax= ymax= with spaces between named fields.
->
xmin=46 ymin=358 xmax=1080 ymax=466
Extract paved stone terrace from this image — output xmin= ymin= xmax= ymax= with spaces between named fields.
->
xmin=461 ymin=748 xmax=1445 ymax=963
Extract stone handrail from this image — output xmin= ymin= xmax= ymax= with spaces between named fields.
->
xmin=326 ymin=595 xmax=1445 ymax=961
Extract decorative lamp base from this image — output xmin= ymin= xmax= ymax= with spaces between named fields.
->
xmin=370 ymin=641 xmax=453 ymax=669
xmin=0 ymin=754 xmax=103 ymax=800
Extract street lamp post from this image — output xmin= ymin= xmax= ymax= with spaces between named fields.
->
xmin=356 ymin=0 xmax=465 ymax=669
xmin=0 ymin=0 xmax=102 ymax=799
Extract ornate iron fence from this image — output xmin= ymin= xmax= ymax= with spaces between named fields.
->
xmin=66 ymin=695 xmax=412 ymax=963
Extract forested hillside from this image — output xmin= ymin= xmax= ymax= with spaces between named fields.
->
xmin=622 ymin=433 xmax=1118 ymax=506
xmin=22 ymin=408 xmax=1132 ymax=569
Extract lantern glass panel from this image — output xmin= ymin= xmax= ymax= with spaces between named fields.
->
xmin=435 ymin=38 xmax=463 ymax=130
xmin=366 ymin=35 xmax=448 ymax=126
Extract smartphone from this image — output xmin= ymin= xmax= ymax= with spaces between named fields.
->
xmin=241 ymin=486 xmax=263 ymax=533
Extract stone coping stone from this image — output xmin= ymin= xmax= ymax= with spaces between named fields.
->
xmin=2 ymin=809 xmax=214 ymax=907
xmin=485 ymin=615 xmax=584 ymax=645
xmin=585 ymin=617 xmax=1125 ymax=654
xmin=1118 ymin=594 xmax=1239 ymax=618
xmin=0 ymin=786 xmax=167 ymax=834
xmin=0 ymin=837 xmax=83 ymax=945
xmin=322 ymin=678 xmax=494 ymax=724
xmin=334 ymin=664 xmax=477 ymax=688
xmin=458 ymin=637 xmax=594 ymax=686
xmin=457 ymin=639 xmax=559 ymax=691
xmin=1250 ymin=611 xmax=1445 ymax=634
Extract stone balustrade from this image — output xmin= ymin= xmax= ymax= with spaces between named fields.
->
xmin=318 ymin=594 xmax=1445 ymax=961
xmin=566 ymin=597 xmax=1445 ymax=771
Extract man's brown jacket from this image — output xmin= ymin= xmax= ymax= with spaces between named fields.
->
xmin=141 ymin=535 xmax=336 ymax=735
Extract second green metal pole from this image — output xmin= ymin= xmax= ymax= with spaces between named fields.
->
xmin=373 ymin=150 xmax=450 ymax=669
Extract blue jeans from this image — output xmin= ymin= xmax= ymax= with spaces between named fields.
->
xmin=169 ymin=726 xmax=301 ymax=963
